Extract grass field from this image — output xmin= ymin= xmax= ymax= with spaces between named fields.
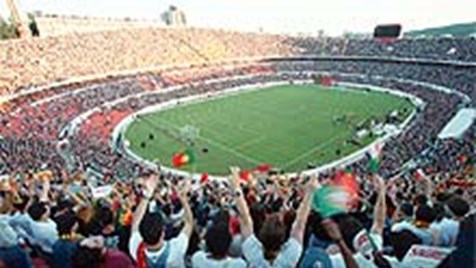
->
xmin=125 ymin=84 xmax=413 ymax=175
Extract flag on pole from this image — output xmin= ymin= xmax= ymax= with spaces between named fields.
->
xmin=171 ymin=148 xmax=195 ymax=168
xmin=368 ymin=140 xmax=382 ymax=174
xmin=312 ymin=169 xmax=359 ymax=218
xmin=312 ymin=185 xmax=352 ymax=218
xmin=255 ymin=163 xmax=272 ymax=173
xmin=239 ymin=170 xmax=252 ymax=182
xmin=200 ymin=173 xmax=209 ymax=184
xmin=414 ymin=169 xmax=427 ymax=182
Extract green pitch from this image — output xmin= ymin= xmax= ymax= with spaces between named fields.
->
xmin=125 ymin=84 xmax=413 ymax=175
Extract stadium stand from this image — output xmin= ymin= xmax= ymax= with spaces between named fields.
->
xmin=0 ymin=25 xmax=474 ymax=268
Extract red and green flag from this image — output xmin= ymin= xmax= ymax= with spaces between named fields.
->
xmin=312 ymin=185 xmax=352 ymax=218
xmin=255 ymin=163 xmax=272 ymax=173
xmin=200 ymin=173 xmax=209 ymax=184
xmin=368 ymin=141 xmax=382 ymax=174
xmin=312 ymin=170 xmax=359 ymax=218
xmin=172 ymin=148 xmax=196 ymax=168
xmin=239 ymin=170 xmax=252 ymax=182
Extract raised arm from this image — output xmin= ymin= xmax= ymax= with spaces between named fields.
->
xmin=230 ymin=167 xmax=253 ymax=239
xmin=371 ymin=174 xmax=386 ymax=236
xmin=39 ymin=179 xmax=51 ymax=203
xmin=290 ymin=175 xmax=319 ymax=244
xmin=131 ymin=174 xmax=158 ymax=234
xmin=176 ymin=179 xmax=194 ymax=238
xmin=322 ymin=219 xmax=359 ymax=268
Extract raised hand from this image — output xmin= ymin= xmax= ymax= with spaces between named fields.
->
xmin=322 ymin=219 xmax=343 ymax=242
xmin=178 ymin=179 xmax=191 ymax=198
xmin=307 ymin=174 xmax=320 ymax=192
xmin=229 ymin=166 xmax=241 ymax=189
xmin=371 ymin=174 xmax=385 ymax=192
xmin=144 ymin=173 xmax=159 ymax=197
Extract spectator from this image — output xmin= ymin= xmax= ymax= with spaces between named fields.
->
xmin=129 ymin=173 xmax=194 ymax=268
xmin=433 ymin=196 xmax=470 ymax=247
xmin=191 ymin=220 xmax=246 ymax=267
xmin=392 ymin=204 xmax=438 ymax=245
xmin=71 ymin=236 xmax=134 ymax=268
xmin=0 ymin=221 xmax=32 ymax=268
xmin=51 ymin=211 xmax=80 ymax=268
xmin=27 ymin=180 xmax=59 ymax=255
xmin=230 ymin=167 xmax=317 ymax=267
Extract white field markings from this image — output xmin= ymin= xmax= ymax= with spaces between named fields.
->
xmin=184 ymin=103 xmax=263 ymax=138
xmin=235 ymin=135 xmax=267 ymax=150
xmin=157 ymin=118 xmax=263 ymax=165
xmin=280 ymin=132 xmax=348 ymax=170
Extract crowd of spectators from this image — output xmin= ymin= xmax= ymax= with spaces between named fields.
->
xmin=0 ymin=149 xmax=473 ymax=267
xmin=290 ymin=37 xmax=476 ymax=62
xmin=0 ymin=29 xmax=475 ymax=268
xmin=1 ymin=26 xmax=476 ymax=96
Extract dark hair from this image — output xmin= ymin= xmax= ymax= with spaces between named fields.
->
xmin=55 ymin=199 xmax=74 ymax=213
xmin=433 ymin=203 xmax=446 ymax=222
xmin=389 ymin=230 xmax=422 ymax=261
xmin=12 ymin=195 xmax=29 ymax=212
xmin=56 ymin=211 xmax=78 ymax=235
xmin=28 ymin=202 xmax=47 ymax=221
xmin=282 ymin=210 xmax=296 ymax=240
xmin=205 ymin=222 xmax=232 ymax=258
xmin=71 ymin=246 xmax=102 ymax=268
xmin=96 ymin=206 xmax=115 ymax=227
xmin=415 ymin=205 xmax=436 ymax=223
xmin=308 ymin=212 xmax=332 ymax=242
xmin=249 ymin=203 xmax=266 ymax=234
xmin=400 ymin=202 xmax=414 ymax=218
xmin=446 ymin=197 xmax=469 ymax=218
xmin=332 ymin=214 xmax=364 ymax=253
xmin=212 ymin=209 xmax=230 ymax=226
xmin=139 ymin=213 xmax=164 ymax=245
xmin=434 ymin=192 xmax=452 ymax=203
xmin=258 ymin=214 xmax=286 ymax=260
xmin=413 ymin=194 xmax=428 ymax=207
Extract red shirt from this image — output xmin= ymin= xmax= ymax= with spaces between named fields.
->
xmin=103 ymin=249 xmax=135 ymax=268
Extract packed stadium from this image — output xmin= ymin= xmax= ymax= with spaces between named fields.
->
xmin=0 ymin=1 xmax=475 ymax=268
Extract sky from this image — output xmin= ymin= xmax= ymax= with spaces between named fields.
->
xmin=1 ymin=0 xmax=475 ymax=35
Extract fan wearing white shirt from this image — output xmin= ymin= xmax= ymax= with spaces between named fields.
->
xmin=229 ymin=167 xmax=318 ymax=268
xmin=26 ymin=179 xmax=58 ymax=254
xmin=128 ymin=172 xmax=194 ymax=268
xmin=192 ymin=220 xmax=246 ymax=268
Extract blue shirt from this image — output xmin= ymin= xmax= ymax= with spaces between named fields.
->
xmin=51 ymin=240 xmax=78 ymax=268
xmin=0 ymin=245 xmax=32 ymax=268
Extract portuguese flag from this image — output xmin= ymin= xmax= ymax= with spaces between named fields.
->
xmin=172 ymin=148 xmax=196 ymax=168
xmin=312 ymin=169 xmax=359 ymax=218
xmin=368 ymin=141 xmax=382 ymax=174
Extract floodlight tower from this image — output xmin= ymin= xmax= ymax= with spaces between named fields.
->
xmin=5 ymin=0 xmax=30 ymax=37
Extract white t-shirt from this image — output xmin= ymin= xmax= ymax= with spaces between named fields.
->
xmin=242 ymin=234 xmax=303 ymax=268
xmin=129 ymin=231 xmax=189 ymax=268
xmin=191 ymin=251 xmax=247 ymax=268
xmin=329 ymin=232 xmax=383 ymax=268
xmin=30 ymin=219 xmax=58 ymax=253
xmin=430 ymin=218 xmax=459 ymax=247
xmin=392 ymin=221 xmax=437 ymax=245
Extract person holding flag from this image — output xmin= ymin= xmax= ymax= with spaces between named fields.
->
xmin=230 ymin=166 xmax=318 ymax=268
